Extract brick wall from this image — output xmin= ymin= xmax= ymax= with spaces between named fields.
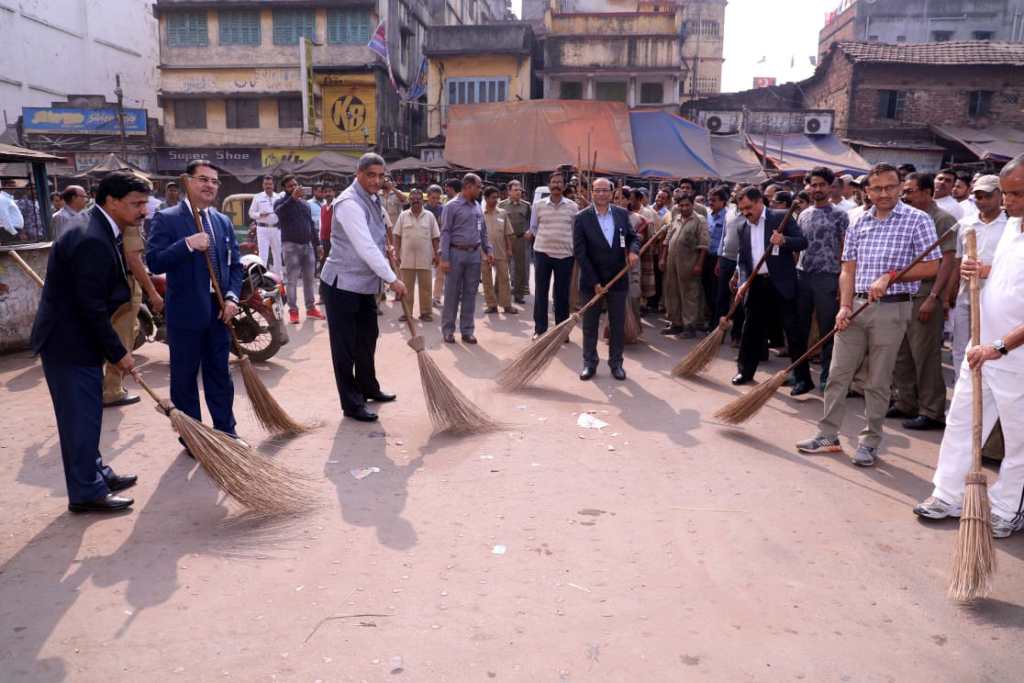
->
xmin=803 ymin=53 xmax=855 ymax=135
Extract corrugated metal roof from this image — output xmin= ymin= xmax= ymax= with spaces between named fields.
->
xmin=837 ymin=41 xmax=1024 ymax=66
xmin=0 ymin=144 xmax=66 ymax=163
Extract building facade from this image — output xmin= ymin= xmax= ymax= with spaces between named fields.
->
xmin=425 ymin=0 xmax=512 ymax=25
xmin=820 ymin=0 xmax=1024 ymax=60
xmin=0 ymin=0 xmax=159 ymax=131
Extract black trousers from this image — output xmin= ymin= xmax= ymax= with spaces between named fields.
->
xmin=701 ymin=254 xmax=719 ymax=325
xmin=582 ymin=287 xmax=627 ymax=370
xmin=795 ymin=270 xmax=839 ymax=386
xmin=533 ymin=251 xmax=574 ymax=335
xmin=321 ymin=283 xmax=382 ymax=413
xmin=738 ymin=275 xmax=806 ymax=381
xmin=716 ymin=257 xmax=744 ymax=342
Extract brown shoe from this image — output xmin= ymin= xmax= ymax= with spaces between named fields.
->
xmin=462 ymin=335 xmax=478 ymax=344
xmin=420 ymin=314 xmax=433 ymax=322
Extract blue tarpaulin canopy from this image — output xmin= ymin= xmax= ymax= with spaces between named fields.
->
xmin=629 ymin=111 xmax=720 ymax=179
xmin=747 ymin=133 xmax=871 ymax=175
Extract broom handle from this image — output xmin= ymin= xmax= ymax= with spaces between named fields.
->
xmin=127 ymin=369 xmax=172 ymax=415
xmin=385 ymin=250 xmax=419 ymax=339
xmin=8 ymin=250 xmax=44 ymax=288
xmin=966 ymin=229 xmax=984 ymax=473
xmin=577 ymin=223 xmax=669 ymax=317
xmin=778 ymin=226 xmax=957 ymax=376
xmin=722 ymin=203 xmax=800 ymax=324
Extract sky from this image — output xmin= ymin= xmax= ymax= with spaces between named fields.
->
xmin=509 ymin=0 xmax=840 ymax=94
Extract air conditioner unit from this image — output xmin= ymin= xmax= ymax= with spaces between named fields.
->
xmin=803 ymin=113 xmax=833 ymax=135
xmin=700 ymin=110 xmax=741 ymax=134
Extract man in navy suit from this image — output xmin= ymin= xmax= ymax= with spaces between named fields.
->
xmin=147 ymin=160 xmax=244 ymax=440
xmin=733 ymin=186 xmax=809 ymax=389
xmin=31 ymin=171 xmax=150 ymax=513
xmin=573 ymin=177 xmax=640 ymax=381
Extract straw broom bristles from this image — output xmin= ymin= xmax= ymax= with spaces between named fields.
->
xmin=495 ymin=313 xmax=580 ymax=391
xmin=949 ymin=227 xmax=995 ymax=602
xmin=134 ymin=372 xmax=317 ymax=515
xmin=407 ymin=335 xmax=502 ymax=434
xmin=672 ymin=318 xmax=731 ymax=378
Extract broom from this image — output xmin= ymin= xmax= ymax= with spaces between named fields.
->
xmin=714 ymin=226 xmax=957 ymax=425
xmin=7 ymin=250 xmax=45 ymax=287
xmin=389 ymin=256 xmax=501 ymax=434
xmin=130 ymin=370 xmax=316 ymax=515
xmin=672 ymin=204 xmax=799 ymax=379
xmin=496 ymin=223 xmax=669 ymax=391
xmin=949 ymin=227 xmax=995 ymax=602
xmin=181 ymin=175 xmax=314 ymax=436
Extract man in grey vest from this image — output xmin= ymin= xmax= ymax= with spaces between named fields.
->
xmin=321 ymin=153 xmax=408 ymax=422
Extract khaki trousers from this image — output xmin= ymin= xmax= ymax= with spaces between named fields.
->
xmin=818 ymin=299 xmax=912 ymax=450
xmin=892 ymin=283 xmax=948 ymax=421
xmin=481 ymin=258 xmax=512 ymax=309
xmin=400 ymin=268 xmax=433 ymax=317
xmin=510 ymin=234 xmax=530 ymax=297
xmin=103 ymin=300 xmax=140 ymax=403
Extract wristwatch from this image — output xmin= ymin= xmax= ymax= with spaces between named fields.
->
xmin=993 ymin=339 xmax=1009 ymax=356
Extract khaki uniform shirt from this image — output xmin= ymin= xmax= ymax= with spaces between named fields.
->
xmin=122 ymin=223 xmax=144 ymax=303
xmin=498 ymin=198 xmax=531 ymax=237
xmin=484 ymin=207 xmax=514 ymax=261
xmin=394 ymin=208 xmax=440 ymax=270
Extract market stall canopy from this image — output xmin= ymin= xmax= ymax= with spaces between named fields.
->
xmin=708 ymin=134 xmax=767 ymax=185
xmin=0 ymin=144 xmax=65 ymax=163
xmin=290 ymin=151 xmax=358 ymax=177
xmin=629 ymin=111 xmax=719 ymax=179
xmin=746 ymin=133 xmax=871 ymax=175
xmin=72 ymin=152 xmax=151 ymax=179
xmin=931 ymin=125 xmax=1024 ymax=163
xmin=387 ymin=156 xmax=453 ymax=172
xmin=444 ymin=100 xmax=639 ymax=175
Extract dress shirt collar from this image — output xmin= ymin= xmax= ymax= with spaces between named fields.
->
xmin=96 ymin=205 xmax=121 ymax=239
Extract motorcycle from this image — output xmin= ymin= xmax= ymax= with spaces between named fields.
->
xmin=134 ymin=253 xmax=290 ymax=363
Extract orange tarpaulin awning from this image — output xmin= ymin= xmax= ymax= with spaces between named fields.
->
xmin=443 ymin=100 xmax=639 ymax=175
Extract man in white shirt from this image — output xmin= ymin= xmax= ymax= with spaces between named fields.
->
xmin=51 ymin=185 xmax=90 ymax=240
xmin=914 ymin=154 xmax=1024 ymax=539
xmin=249 ymin=174 xmax=284 ymax=275
xmin=320 ymin=153 xmax=407 ymax=423
xmin=830 ymin=176 xmax=858 ymax=213
xmin=934 ymin=168 xmax=965 ymax=221
xmin=0 ymin=179 xmax=25 ymax=239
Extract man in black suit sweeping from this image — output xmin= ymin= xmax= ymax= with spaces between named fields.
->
xmin=31 ymin=171 xmax=151 ymax=513
xmin=574 ymin=177 xmax=640 ymax=381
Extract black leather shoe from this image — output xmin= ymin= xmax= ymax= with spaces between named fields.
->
xmin=886 ymin=406 xmax=913 ymax=419
xmin=344 ymin=407 xmax=379 ymax=422
xmin=660 ymin=325 xmax=685 ymax=336
xmin=789 ymin=381 xmax=815 ymax=397
xmin=366 ymin=392 xmax=397 ymax=403
xmin=462 ymin=335 xmax=478 ymax=344
xmin=579 ymin=366 xmax=597 ymax=381
xmin=610 ymin=366 xmax=627 ymax=381
xmin=106 ymin=473 xmax=138 ymax=493
xmin=104 ymin=393 xmax=141 ymax=408
xmin=731 ymin=373 xmax=753 ymax=386
xmin=903 ymin=415 xmax=945 ymax=431
xmin=444 ymin=334 xmax=456 ymax=343
xmin=69 ymin=494 xmax=133 ymax=513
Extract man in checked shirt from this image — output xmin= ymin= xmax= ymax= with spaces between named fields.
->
xmin=796 ymin=163 xmax=941 ymax=468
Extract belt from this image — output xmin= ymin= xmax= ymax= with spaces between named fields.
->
xmin=855 ymin=293 xmax=912 ymax=303
xmin=450 ymin=243 xmax=480 ymax=252
xmin=256 ymin=223 xmax=277 ymax=229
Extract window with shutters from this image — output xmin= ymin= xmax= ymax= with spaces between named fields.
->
xmin=167 ymin=12 xmax=208 ymax=47
xmin=226 ymin=99 xmax=260 ymax=129
xmin=878 ymin=90 xmax=906 ymax=120
xmin=278 ymin=98 xmax=303 ymax=129
xmin=327 ymin=8 xmax=370 ymax=44
xmin=273 ymin=9 xmax=315 ymax=45
xmin=174 ymin=100 xmax=207 ymax=129
xmin=446 ymin=78 xmax=509 ymax=105
xmin=640 ymin=82 xmax=664 ymax=104
xmin=219 ymin=10 xmax=261 ymax=46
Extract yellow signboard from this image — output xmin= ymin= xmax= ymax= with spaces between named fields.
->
xmin=261 ymin=148 xmax=322 ymax=167
xmin=322 ymin=83 xmax=377 ymax=145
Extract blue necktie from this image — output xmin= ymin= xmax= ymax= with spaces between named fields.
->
xmin=202 ymin=210 xmax=220 ymax=290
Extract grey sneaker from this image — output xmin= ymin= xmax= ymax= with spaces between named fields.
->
xmin=992 ymin=514 xmax=1024 ymax=539
xmin=796 ymin=436 xmax=842 ymax=454
xmin=851 ymin=445 xmax=878 ymax=467
xmin=913 ymin=496 xmax=962 ymax=520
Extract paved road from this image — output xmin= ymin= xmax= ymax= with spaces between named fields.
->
xmin=2 ymin=300 xmax=1022 ymax=681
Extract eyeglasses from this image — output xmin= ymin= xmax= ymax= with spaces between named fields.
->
xmin=867 ymin=184 xmax=900 ymax=195
xmin=191 ymin=175 xmax=221 ymax=187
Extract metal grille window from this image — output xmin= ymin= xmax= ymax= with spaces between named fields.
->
xmin=446 ymin=78 xmax=508 ymax=105
xmin=701 ymin=20 xmax=720 ymax=38
xmin=327 ymin=8 xmax=370 ymax=44
xmin=878 ymin=90 xmax=906 ymax=120
xmin=969 ymin=91 xmax=993 ymax=118
xmin=167 ymin=12 xmax=208 ymax=47
xmin=219 ymin=10 xmax=261 ymax=46
xmin=640 ymin=82 xmax=664 ymax=104
xmin=174 ymin=100 xmax=207 ymax=129
xmin=696 ymin=78 xmax=719 ymax=96
xmin=560 ymin=81 xmax=583 ymax=100
xmin=278 ymin=97 xmax=303 ymax=129
xmin=273 ymin=9 xmax=315 ymax=45
xmin=226 ymin=99 xmax=260 ymax=129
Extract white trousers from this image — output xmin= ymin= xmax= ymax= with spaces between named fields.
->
xmin=257 ymin=226 xmax=283 ymax=275
xmin=932 ymin=362 xmax=1024 ymax=522
xmin=951 ymin=302 xmax=971 ymax=383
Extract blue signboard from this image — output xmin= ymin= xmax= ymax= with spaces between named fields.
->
xmin=22 ymin=107 xmax=148 ymax=135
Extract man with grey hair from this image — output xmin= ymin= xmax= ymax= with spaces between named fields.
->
xmin=321 ymin=153 xmax=407 ymax=423
xmin=439 ymin=173 xmax=493 ymax=344
xmin=51 ymin=185 xmax=90 ymax=240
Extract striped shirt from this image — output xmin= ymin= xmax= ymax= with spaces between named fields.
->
xmin=843 ymin=201 xmax=941 ymax=296
xmin=530 ymin=196 xmax=579 ymax=258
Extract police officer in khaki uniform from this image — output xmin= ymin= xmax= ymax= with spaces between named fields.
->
xmin=499 ymin=179 xmax=532 ymax=304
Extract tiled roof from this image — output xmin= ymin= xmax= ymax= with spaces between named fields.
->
xmin=836 ymin=41 xmax=1024 ymax=66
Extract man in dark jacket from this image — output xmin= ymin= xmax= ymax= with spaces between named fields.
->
xmin=573 ymin=177 xmax=640 ymax=381
xmin=275 ymin=174 xmax=324 ymax=324
xmin=733 ymin=186 xmax=808 ymax=386
xmin=31 ymin=171 xmax=150 ymax=513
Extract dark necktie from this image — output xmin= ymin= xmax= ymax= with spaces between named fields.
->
xmin=114 ymin=232 xmax=128 ymax=281
xmin=202 ymin=209 xmax=220 ymax=289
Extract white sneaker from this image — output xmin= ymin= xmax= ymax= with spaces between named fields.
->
xmin=992 ymin=514 xmax=1024 ymax=539
xmin=913 ymin=496 xmax=961 ymax=520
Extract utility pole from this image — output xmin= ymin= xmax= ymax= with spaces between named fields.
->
xmin=114 ymin=74 xmax=128 ymax=159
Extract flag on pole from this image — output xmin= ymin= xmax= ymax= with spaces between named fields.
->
xmin=367 ymin=20 xmax=405 ymax=98
xmin=404 ymin=57 xmax=428 ymax=102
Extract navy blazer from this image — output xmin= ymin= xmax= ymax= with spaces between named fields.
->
xmin=147 ymin=201 xmax=243 ymax=331
xmin=736 ymin=208 xmax=807 ymax=300
xmin=30 ymin=206 xmax=131 ymax=366
xmin=573 ymin=204 xmax=640 ymax=294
